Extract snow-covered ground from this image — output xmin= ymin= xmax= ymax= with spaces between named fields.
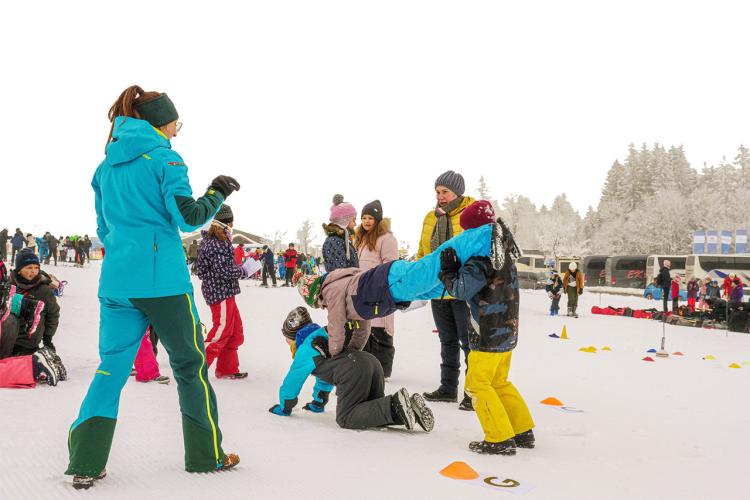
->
xmin=1 ymin=263 xmax=749 ymax=500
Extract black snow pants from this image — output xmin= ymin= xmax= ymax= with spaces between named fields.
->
xmin=363 ymin=327 xmax=395 ymax=378
xmin=313 ymin=351 xmax=396 ymax=430
xmin=431 ymin=299 xmax=470 ymax=396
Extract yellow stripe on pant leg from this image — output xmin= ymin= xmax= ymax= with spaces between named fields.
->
xmin=186 ymin=293 xmax=220 ymax=465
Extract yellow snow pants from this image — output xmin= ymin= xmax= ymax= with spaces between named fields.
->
xmin=465 ymin=350 xmax=534 ymax=443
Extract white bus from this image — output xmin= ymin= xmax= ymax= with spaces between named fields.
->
xmin=685 ymin=254 xmax=750 ymax=283
xmin=645 ymin=255 xmax=687 ymax=284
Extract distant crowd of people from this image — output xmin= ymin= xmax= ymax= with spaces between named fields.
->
xmin=0 ymin=228 xmax=93 ymax=267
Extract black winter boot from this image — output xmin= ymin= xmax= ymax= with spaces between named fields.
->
xmin=459 ymin=392 xmax=474 ymax=411
xmin=391 ymin=388 xmax=415 ymax=430
xmin=514 ymin=429 xmax=535 ymax=449
xmin=410 ymin=393 xmax=435 ymax=432
xmin=422 ymin=388 xmax=458 ymax=402
xmin=469 ymin=438 xmax=517 ymax=455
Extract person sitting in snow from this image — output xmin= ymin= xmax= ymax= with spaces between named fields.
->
xmin=0 ymin=273 xmax=61 ymax=388
xmin=545 ymin=269 xmax=563 ymax=316
xmin=0 ymin=249 xmax=67 ymax=379
xmin=292 ymin=212 xmax=495 ymax=358
xmin=269 ymin=306 xmax=434 ymax=432
xmin=437 ymin=200 xmax=535 ymax=456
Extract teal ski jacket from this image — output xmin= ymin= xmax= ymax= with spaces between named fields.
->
xmin=93 ymin=117 xmax=224 ymax=298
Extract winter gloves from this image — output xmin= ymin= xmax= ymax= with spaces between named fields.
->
xmin=271 ymin=389 xmax=331 ymax=416
xmin=303 ymin=389 xmax=330 ymax=413
xmin=438 ymin=247 xmax=461 ymax=289
xmin=269 ymin=397 xmax=298 ymax=416
xmin=209 ymin=175 xmax=241 ymax=199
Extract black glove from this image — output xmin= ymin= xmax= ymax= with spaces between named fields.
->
xmin=311 ymin=336 xmax=330 ymax=359
xmin=209 ymin=175 xmax=241 ymax=198
xmin=440 ymin=248 xmax=460 ymax=275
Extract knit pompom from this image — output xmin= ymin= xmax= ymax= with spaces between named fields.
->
xmin=332 ymin=194 xmax=344 ymax=205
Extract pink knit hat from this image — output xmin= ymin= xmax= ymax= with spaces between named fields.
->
xmin=329 ymin=194 xmax=357 ymax=227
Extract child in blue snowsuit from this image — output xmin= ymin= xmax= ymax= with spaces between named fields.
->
xmin=546 ymin=270 xmax=563 ymax=316
xmin=269 ymin=307 xmax=434 ymax=432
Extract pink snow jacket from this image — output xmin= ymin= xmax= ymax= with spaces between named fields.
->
xmin=318 ymin=267 xmax=371 ymax=356
xmin=357 ymin=225 xmax=398 ymax=335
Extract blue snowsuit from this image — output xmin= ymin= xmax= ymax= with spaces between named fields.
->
xmin=274 ymin=323 xmax=402 ymax=429
xmin=67 ymin=117 xmax=227 ymax=477
xmin=275 ymin=323 xmax=335 ymax=413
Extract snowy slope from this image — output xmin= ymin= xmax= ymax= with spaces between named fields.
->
xmin=1 ymin=263 xmax=748 ymax=500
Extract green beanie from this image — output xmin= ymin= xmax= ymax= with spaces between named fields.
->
xmin=136 ymin=94 xmax=179 ymax=127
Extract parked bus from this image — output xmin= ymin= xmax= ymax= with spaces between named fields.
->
xmin=604 ymin=255 xmax=648 ymax=288
xmin=515 ymin=253 xmax=548 ymax=289
xmin=685 ymin=254 xmax=750 ymax=284
xmin=645 ymin=255 xmax=687 ymax=284
xmin=581 ymin=255 xmax=608 ymax=286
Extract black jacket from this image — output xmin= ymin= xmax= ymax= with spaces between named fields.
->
xmin=656 ymin=266 xmax=671 ymax=291
xmin=10 ymin=270 xmax=60 ymax=351
xmin=441 ymin=255 xmax=519 ymax=353
xmin=0 ymin=228 xmax=7 ymax=244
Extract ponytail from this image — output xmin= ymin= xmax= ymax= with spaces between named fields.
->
xmin=105 ymin=85 xmax=163 ymax=150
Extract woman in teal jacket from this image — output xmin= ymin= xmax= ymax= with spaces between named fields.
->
xmin=66 ymin=86 xmax=241 ymax=489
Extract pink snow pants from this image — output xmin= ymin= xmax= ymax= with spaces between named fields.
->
xmin=0 ymin=355 xmax=35 ymax=389
xmin=134 ymin=330 xmax=161 ymax=382
xmin=205 ymin=296 xmax=244 ymax=377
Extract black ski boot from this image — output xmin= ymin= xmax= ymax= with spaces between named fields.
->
xmin=38 ymin=346 xmax=67 ymax=381
xmin=514 ymin=429 xmax=535 ymax=449
xmin=422 ymin=388 xmax=458 ymax=403
xmin=391 ymin=388 xmax=415 ymax=430
xmin=72 ymin=470 xmax=107 ymax=490
xmin=459 ymin=392 xmax=474 ymax=411
xmin=410 ymin=393 xmax=435 ymax=432
xmin=469 ymin=438 xmax=517 ymax=455
xmin=32 ymin=351 xmax=59 ymax=386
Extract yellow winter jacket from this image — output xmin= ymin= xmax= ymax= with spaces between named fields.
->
xmin=416 ymin=196 xmax=476 ymax=259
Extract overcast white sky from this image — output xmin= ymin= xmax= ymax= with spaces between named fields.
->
xmin=2 ymin=1 xmax=749 ymax=250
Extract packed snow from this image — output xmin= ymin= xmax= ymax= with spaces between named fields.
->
xmin=1 ymin=262 xmax=748 ymax=500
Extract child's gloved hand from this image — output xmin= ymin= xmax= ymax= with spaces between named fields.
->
xmin=439 ymin=248 xmax=461 ymax=275
xmin=269 ymin=404 xmax=291 ymax=416
xmin=269 ymin=397 xmax=297 ymax=416
xmin=302 ymin=402 xmax=325 ymax=413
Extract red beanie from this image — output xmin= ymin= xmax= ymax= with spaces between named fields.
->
xmin=459 ymin=200 xmax=496 ymax=230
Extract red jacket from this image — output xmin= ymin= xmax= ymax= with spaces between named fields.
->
xmin=234 ymin=245 xmax=245 ymax=265
xmin=284 ymin=248 xmax=297 ymax=268
xmin=671 ymin=280 xmax=680 ymax=299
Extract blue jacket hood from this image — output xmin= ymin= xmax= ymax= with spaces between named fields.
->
xmin=296 ymin=323 xmax=324 ymax=346
xmin=106 ymin=116 xmax=171 ymax=166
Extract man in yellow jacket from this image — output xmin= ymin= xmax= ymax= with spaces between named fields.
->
xmin=417 ymin=171 xmax=476 ymax=410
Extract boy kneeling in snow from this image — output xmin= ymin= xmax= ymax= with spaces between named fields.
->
xmin=269 ymin=306 xmax=434 ymax=432
xmin=437 ymin=201 xmax=535 ymax=455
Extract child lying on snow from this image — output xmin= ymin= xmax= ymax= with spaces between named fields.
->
xmin=436 ymin=201 xmax=535 ymax=456
xmin=292 ymin=220 xmax=494 ymax=357
xmin=269 ymin=306 xmax=434 ymax=432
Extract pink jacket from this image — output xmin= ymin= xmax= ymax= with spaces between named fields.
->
xmin=319 ymin=267 xmax=371 ymax=356
xmin=357 ymin=227 xmax=398 ymax=335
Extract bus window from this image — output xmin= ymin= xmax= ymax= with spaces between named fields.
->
xmin=517 ymin=257 xmax=531 ymax=266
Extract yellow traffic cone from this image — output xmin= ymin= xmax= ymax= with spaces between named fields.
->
xmin=561 ymin=325 xmax=568 ymax=340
